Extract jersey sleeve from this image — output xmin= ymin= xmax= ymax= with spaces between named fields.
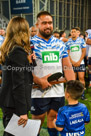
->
xmin=88 ymin=34 xmax=91 ymax=39
xmin=84 ymin=107 xmax=90 ymax=123
xmin=56 ymin=107 xmax=65 ymax=128
xmin=65 ymin=41 xmax=70 ymax=50
xmin=81 ymin=39 xmax=86 ymax=48
xmin=30 ymin=39 xmax=42 ymax=60
xmin=60 ymin=42 xmax=68 ymax=58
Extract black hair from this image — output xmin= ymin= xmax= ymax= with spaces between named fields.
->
xmin=71 ymin=27 xmax=77 ymax=31
xmin=37 ymin=11 xmax=52 ymax=19
xmin=75 ymin=27 xmax=81 ymax=31
xmin=66 ymin=80 xmax=84 ymax=100
xmin=53 ymin=31 xmax=60 ymax=34
xmin=60 ymin=30 xmax=65 ymax=37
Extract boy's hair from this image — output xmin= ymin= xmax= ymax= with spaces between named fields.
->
xmin=66 ymin=80 xmax=84 ymax=100
xmin=37 ymin=11 xmax=52 ymax=19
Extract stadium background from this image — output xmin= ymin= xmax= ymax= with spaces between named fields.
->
xmin=0 ymin=0 xmax=91 ymax=32
xmin=0 ymin=0 xmax=91 ymax=136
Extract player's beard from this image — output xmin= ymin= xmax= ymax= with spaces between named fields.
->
xmin=72 ymin=35 xmax=76 ymax=38
xmin=39 ymin=28 xmax=53 ymax=39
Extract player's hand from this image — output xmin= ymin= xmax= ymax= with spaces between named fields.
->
xmin=69 ymin=57 xmax=76 ymax=66
xmin=74 ymin=60 xmax=81 ymax=67
xmin=40 ymin=74 xmax=52 ymax=90
xmin=18 ymin=114 xmax=28 ymax=127
xmin=71 ymin=61 xmax=76 ymax=67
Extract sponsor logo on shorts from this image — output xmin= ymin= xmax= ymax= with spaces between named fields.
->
xmin=31 ymin=106 xmax=35 ymax=111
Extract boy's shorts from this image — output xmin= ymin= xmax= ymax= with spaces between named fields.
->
xmin=73 ymin=64 xmax=85 ymax=72
xmin=31 ymin=97 xmax=65 ymax=115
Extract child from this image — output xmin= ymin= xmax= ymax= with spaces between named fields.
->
xmin=53 ymin=80 xmax=90 ymax=136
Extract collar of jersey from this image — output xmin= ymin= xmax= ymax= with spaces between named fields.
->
xmin=71 ymin=37 xmax=79 ymax=42
xmin=67 ymin=102 xmax=79 ymax=107
xmin=35 ymin=35 xmax=53 ymax=43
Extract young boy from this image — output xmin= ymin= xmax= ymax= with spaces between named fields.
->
xmin=53 ymin=80 xmax=90 ymax=136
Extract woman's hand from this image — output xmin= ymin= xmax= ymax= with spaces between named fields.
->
xmin=18 ymin=114 xmax=28 ymax=127
xmin=28 ymin=51 xmax=36 ymax=63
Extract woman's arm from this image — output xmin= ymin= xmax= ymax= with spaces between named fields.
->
xmin=10 ymin=47 xmax=29 ymax=126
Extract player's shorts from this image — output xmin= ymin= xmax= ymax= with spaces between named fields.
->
xmin=30 ymin=97 xmax=65 ymax=115
xmin=73 ymin=64 xmax=85 ymax=72
xmin=88 ymin=57 xmax=91 ymax=65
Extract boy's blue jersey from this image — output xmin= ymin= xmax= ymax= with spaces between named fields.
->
xmin=56 ymin=103 xmax=90 ymax=136
xmin=0 ymin=35 xmax=4 ymax=46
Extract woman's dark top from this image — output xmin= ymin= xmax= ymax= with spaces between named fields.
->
xmin=0 ymin=46 xmax=33 ymax=115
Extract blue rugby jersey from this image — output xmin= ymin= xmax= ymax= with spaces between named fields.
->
xmin=66 ymin=37 xmax=86 ymax=64
xmin=30 ymin=35 xmax=68 ymax=98
xmin=56 ymin=103 xmax=90 ymax=136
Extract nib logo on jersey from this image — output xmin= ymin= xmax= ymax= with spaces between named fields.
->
xmin=42 ymin=51 xmax=59 ymax=63
xmin=71 ymin=45 xmax=80 ymax=52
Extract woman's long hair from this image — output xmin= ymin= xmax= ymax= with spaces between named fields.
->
xmin=0 ymin=16 xmax=31 ymax=64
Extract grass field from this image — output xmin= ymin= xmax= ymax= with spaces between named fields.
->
xmin=0 ymin=87 xmax=91 ymax=136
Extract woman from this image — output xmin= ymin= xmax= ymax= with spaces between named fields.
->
xmin=0 ymin=16 xmax=35 ymax=136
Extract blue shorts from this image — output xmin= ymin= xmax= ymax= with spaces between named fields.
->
xmin=88 ymin=57 xmax=91 ymax=65
xmin=73 ymin=64 xmax=85 ymax=72
xmin=31 ymin=97 xmax=65 ymax=115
